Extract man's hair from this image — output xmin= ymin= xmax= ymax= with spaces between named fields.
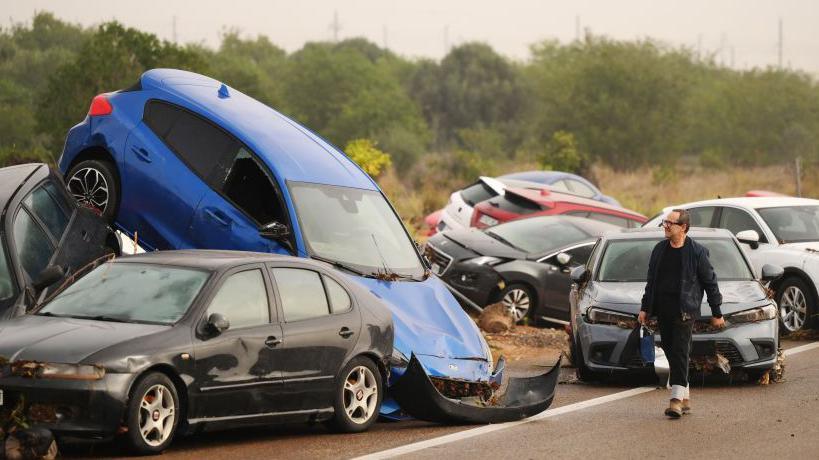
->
xmin=672 ymin=208 xmax=691 ymax=233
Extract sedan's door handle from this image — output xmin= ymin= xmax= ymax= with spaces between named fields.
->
xmin=265 ymin=336 xmax=282 ymax=347
xmin=339 ymin=327 xmax=354 ymax=339
xmin=204 ymin=208 xmax=231 ymax=227
xmin=131 ymin=146 xmax=152 ymax=163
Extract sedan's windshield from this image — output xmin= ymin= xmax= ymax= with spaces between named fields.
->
xmin=0 ymin=241 xmax=15 ymax=302
xmin=486 ymin=217 xmax=590 ymax=254
xmin=289 ymin=182 xmax=424 ymax=277
xmin=758 ymin=206 xmax=819 ymax=243
xmin=39 ymin=263 xmax=209 ymax=324
xmin=597 ymin=238 xmax=753 ymax=282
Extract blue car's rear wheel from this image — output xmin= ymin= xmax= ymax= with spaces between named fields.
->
xmin=67 ymin=159 xmax=119 ymax=223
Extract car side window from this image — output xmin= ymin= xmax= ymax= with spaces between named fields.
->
xmin=549 ymin=180 xmax=571 ymax=193
xmin=0 ymin=242 xmax=14 ymax=301
xmin=206 ymin=269 xmax=270 ymax=329
xmin=719 ymin=207 xmax=767 ymax=243
xmin=585 ymin=212 xmax=630 ymax=228
xmin=12 ymin=209 xmax=55 ymax=279
xmin=566 ymin=244 xmax=594 ymax=266
xmin=221 ymin=148 xmax=286 ymax=225
xmin=272 ymin=268 xmax=330 ymax=322
xmin=23 ymin=181 xmax=70 ymax=242
xmin=567 ymin=180 xmax=596 ymax=198
xmin=687 ymin=207 xmax=716 ymax=228
xmin=324 ymin=275 xmax=351 ymax=313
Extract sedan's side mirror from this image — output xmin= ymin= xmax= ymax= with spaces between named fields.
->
xmin=570 ymin=265 xmax=589 ymax=284
xmin=556 ymin=252 xmax=573 ymax=266
xmin=760 ymin=264 xmax=784 ymax=282
xmin=32 ymin=265 xmax=65 ymax=292
xmin=260 ymin=221 xmax=290 ymax=240
xmin=736 ymin=230 xmax=760 ymax=249
xmin=207 ymin=313 xmax=230 ymax=335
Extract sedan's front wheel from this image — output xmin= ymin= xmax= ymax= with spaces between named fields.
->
xmin=776 ymin=277 xmax=816 ymax=332
xmin=125 ymin=372 xmax=179 ymax=455
xmin=332 ymin=357 xmax=382 ymax=433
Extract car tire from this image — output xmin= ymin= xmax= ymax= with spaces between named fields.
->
xmin=775 ymin=276 xmax=816 ymax=333
xmin=500 ymin=283 xmax=535 ymax=324
xmin=125 ymin=372 xmax=180 ymax=455
xmin=66 ymin=159 xmax=120 ymax=223
xmin=332 ymin=356 xmax=382 ymax=433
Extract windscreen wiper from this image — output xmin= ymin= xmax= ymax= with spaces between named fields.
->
xmin=486 ymin=231 xmax=525 ymax=252
xmin=310 ymin=255 xmax=376 ymax=278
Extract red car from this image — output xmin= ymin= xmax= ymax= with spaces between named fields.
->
xmin=471 ymin=187 xmax=646 ymax=229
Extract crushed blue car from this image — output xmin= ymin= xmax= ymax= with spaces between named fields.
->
xmin=58 ymin=69 xmax=559 ymax=423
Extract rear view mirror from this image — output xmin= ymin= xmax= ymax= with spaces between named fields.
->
xmin=736 ymin=230 xmax=760 ymax=249
xmin=761 ymin=264 xmax=784 ymax=282
xmin=570 ymin=266 xmax=589 ymax=284
xmin=260 ymin=221 xmax=290 ymax=240
xmin=207 ymin=313 xmax=230 ymax=334
xmin=556 ymin=252 xmax=572 ymax=266
xmin=32 ymin=265 xmax=65 ymax=292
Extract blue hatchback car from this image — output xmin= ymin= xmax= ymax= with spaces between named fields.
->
xmin=499 ymin=170 xmax=621 ymax=207
xmin=58 ymin=69 xmax=558 ymax=423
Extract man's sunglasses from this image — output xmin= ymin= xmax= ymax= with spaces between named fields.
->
xmin=662 ymin=220 xmax=682 ymax=227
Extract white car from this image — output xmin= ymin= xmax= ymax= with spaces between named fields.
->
xmin=437 ymin=177 xmax=544 ymax=233
xmin=645 ymin=197 xmax=819 ymax=332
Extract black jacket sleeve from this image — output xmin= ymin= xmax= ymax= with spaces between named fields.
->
xmin=697 ymin=246 xmax=723 ymax=317
xmin=640 ymin=243 xmax=660 ymax=313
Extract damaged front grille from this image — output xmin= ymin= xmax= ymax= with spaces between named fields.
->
xmin=429 ymin=376 xmax=499 ymax=402
xmin=715 ymin=341 xmax=743 ymax=364
xmin=425 ymin=245 xmax=454 ymax=275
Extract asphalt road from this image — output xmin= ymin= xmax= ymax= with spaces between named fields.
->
xmin=62 ymin=340 xmax=819 ymax=459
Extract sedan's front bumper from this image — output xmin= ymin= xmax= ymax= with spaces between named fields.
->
xmin=0 ymin=373 xmax=133 ymax=438
xmin=440 ymin=262 xmax=505 ymax=308
xmin=576 ymin=318 xmax=778 ymax=375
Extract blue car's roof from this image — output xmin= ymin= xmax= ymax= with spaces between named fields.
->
xmin=140 ymin=69 xmax=377 ymax=191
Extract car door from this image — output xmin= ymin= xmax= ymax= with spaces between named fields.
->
xmin=122 ymin=100 xmax=232 ymax=250
xmin=188 ymin=146 xmax=292 ymax=255
xmin=269 ymin=266 xmax=361 ymax=412
xmin=191 ymin=266 xmax=285 ymax=419
xmin=538 ymin=243 xmax=596 ymax=321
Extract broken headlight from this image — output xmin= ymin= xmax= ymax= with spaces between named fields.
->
xmin=726 ymin=304 xmax=776 ymax=324
xmin=10 ymin=362 xmax=105 ymax=380
xmin=467 ymin=256 xmax=503 ymax=266
xmin=586 ymin=307 xmax=637 ymax=325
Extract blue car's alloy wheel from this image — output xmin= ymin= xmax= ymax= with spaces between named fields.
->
xmin=67 ymin=159 xmax=119 ymax=223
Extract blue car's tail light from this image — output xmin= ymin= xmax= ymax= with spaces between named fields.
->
xmin=88 ymin=94 xmax=113 ymax=116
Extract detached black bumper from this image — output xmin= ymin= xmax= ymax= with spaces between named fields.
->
xmin=389 ymin=354 xmax=560 ymax=424
xmin=441 ymin=263 xmax=505 ymax=307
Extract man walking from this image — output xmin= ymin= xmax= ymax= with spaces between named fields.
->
xmin=638 ymin=209 xmax=725 ymax=418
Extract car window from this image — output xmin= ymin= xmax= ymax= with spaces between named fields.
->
xmin=0 ymin=242 xmax=14 ymax=301
xmin=324 ymin=275 xmax=351 ymax=313
xmin=567 ymin=180 xmax=596 ymax=198
xmin=688 ymin=207 xmax=716 ymax=228
xmin=549 ymin=180 xmax=571 ymax=193
xmin=488 ymin=217 xmax=590 ymax=254
xmin=272 ymin=268 xmax=330 ymax=322
xmin=584 ymin=212 xmax=630 ymax=228
xmin=492 ymin=193 xmax=542 ymax=215
xmin=566 ymin=244 xmax=594 ymax=266
xmin=206 ymin=269 xmax=270 ymax=329
xmin=146 ymin=101 xmax=238 ymax=186
xmin=23 ymin=182 xmax=70 ymax=242
xmin=221 ymin=147 xmax=285 ymax=224
xmin=719 ymin=207 xmax=767 ymax=243
xmin=13 ymin=208 xmax=55 ymax=279
xmin=758 ymin=206 xmax=819 ymax=243
xmin=460 ymin=181 xmax=499 ymax=207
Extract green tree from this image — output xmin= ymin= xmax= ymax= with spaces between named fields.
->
xmin=344 ymin=138 xmax=392 ymax=177
xmin=207 ymin=30 xmax=287 ymax=106
xmin=539 ymin=131 xmax=588 ymax=173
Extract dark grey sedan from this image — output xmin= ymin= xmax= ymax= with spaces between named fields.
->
xmin=0 ymin=250 xmax=393 ymax=454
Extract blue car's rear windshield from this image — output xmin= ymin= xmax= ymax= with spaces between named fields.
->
xmin=597 ymin=238 xmax=753 ymax=282
xmin=290 ymin=182 xmax=424 ymax=278
xmin=39 ymin=263 xmax=209 ymax=324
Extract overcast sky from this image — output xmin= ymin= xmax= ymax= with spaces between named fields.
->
xmin=6 ymin=0 xmax=819 ymax=72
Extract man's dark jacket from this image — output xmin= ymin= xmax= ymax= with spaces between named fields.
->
xmin=640 ymin=237 xmax=723 ymax=317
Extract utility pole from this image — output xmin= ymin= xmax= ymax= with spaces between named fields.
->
xmin=382 ymin=25 xmax=388 ymax=49
xmin=697 ymin=34 xmax=702 ymax=60
xmin=778 ymin=18 xmax=783 ymax=68
xmin=172 ymin=16 xmax=177 ymax=43
xmin=444 ymin=25 xmax=449 ymax=55
xmin=731 ymin=46 xmax=735 ymax=68
xmin=575 ymin=15 xmax=580 ymax=41
xmin=796 ymin=157 xmax=802 ymax=197
xmin=330 ymin=11 xmax=341 ymax=42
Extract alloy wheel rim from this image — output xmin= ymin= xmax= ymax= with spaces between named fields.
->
xmin=138 ymin=384 xmax=175 ymax=447
xmin=343 ymin=366 xmax=378 ymax=424
xmin=780 ymin=285 xmax=807 ymax=332
xmin=502 ymin=288 xmax=530 ymax=322
xmin=68 ymin=167 xmax=109 ymax=215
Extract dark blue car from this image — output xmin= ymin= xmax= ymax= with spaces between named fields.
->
xmin=499 ymin=170 xmax=621 ymax=207
xmin=58 ymin=69 xmax=558 ymax=423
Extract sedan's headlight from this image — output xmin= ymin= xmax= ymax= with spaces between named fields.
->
xmin=467 ymin=256 xmax=503 ymax=266
xmin=586 ymin=307 xmax=638 ymax=325
xmin=726 ymin=304 xmax=776 ymax=324
xmin=10 ymin=362 xmax=105 ymax=381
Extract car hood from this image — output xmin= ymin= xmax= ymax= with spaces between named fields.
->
xmin=0 ymin=314 xmax=168 ymax=364
xmin=435 ymin=229 xmax=526 ymax=261
xmin=589 ymin=280 xmax=770 ymax=317
xmin=780 ymin=242 xmax=819 ymax=253
xmin=353 ymin=275 xmax=492 ymax=381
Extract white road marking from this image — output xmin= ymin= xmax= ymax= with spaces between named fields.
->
xmin=356 ymin=341 xmax=819 ymax=460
